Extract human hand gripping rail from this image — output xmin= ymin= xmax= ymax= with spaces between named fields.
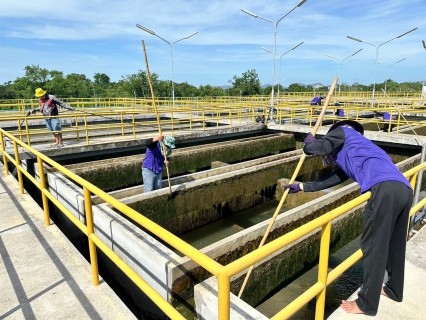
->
xmin=237 ymin=76 xmax=339 ymax=298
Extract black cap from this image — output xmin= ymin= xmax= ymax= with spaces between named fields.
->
xmin=328 ymin=120 xmax=364 ymax=135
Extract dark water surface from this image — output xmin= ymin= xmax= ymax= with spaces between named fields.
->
xmin=179 ymin=200 xmax=291 ymax=251
xmin=256 ymin=235 xmax=363 ymax=319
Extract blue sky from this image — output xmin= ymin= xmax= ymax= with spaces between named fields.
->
xmin=1 ymin=0 xmax=425 ymax=88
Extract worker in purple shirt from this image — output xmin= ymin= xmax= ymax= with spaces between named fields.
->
xmin=283 ymin=120 xmax=413 ymax=316
xmin=310 ymin=94 xmax=325 ymax=115
xmin=310 ymin=94 xmax=325 ymax=106
xmin=142 ymin=135 xmax=175 ymax=192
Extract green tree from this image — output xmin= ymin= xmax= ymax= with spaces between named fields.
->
xmin=287 ymin=83 xmax=306 ymax=92
xmin=63 ymin=73 xmax=90 ymax=98
xmin=229 ymin=69 xmax=262 ymax=96
xmin=0 ymin=81 xmax=16 ymax=99
xmin=198 ymin=84 xmax=215 ymax=97
xmin=120 ymin=71 xmax=148 ymax=97
xmin=45 ymin=71 xmax=67 ymax=97
xmin=175 ymin=82 xmax=199 ymax=97
xmin=11 ymin=64 xmax=52 ymax=98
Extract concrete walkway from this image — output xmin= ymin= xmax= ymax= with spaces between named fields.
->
xmin=328 ymin=224 xmax=426 ymax=319
xmin=0 ymin=164 xmax=135 ymax=319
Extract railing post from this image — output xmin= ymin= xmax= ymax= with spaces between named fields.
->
xmin=0 ymin=131 xmax=9 ymax=174
xmin=218 ymin=273 xmax=230 ymax=320
xmin=75 ymin=115 xmax=80 ymax=141
xmin=132 ymin=114 xmax=136 ymax=140
xmin=84 ymin=186 xmax=100 ymax=286
xmin=12 ymin=140 xmax=24 ymax=194
xmin=202 ymin=110 xmax=205 ymax=131
xmin=252 ymin=106 xmax=255 ymax=124
xmin=120 ymin=112 xmax=124 ymax=136
xmin=24 ymin=118 xmax=31 ymax=147
xmin=37 ymin=156 xmax=50 ymax=226
xmin=396 ymin=113 xmax=401 ymax=134
xmin=16 ymin=118 xmax=23 ymax=141
xmin=84 ymin=116 xmax=89 ymax=145
xmin=315 ymin=220 xmax=331 ymax=320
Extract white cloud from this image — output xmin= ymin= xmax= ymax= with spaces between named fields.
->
xmin=0 ymin=0 xmax=425 ymax=86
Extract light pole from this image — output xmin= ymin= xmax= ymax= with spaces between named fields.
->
xmin=136 ymin=24 xmax=198 ymax=107
xmin=324 ymin=48 xmax=363 ymax=94
xmin=376 ymin=58 xmax=406 ymax=92
xmin=241 ymin=0 xmax=307 ymax=107
xmin=262 ymin=41 xmax=304 ymax=102
xmin=422 ymin=40 xmax=426 ymax=99
xmin=347 ymin=27 xmax=417 ymax=106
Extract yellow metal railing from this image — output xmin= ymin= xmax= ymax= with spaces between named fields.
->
xmin=1 ymin=118 xmax=426 ymax=319
xmin=0 ymin=128 xmax=222 ymax=320
xmin=1 ymin=102 xmax=426 ymax=147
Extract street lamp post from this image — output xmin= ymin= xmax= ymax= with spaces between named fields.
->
xmin=262 ymin=41 xmax=304 ymax=102
xmin=347 ymin=27 xmax=417 ymax=106
xmin=422 ymin=40 xmax=426 ymax=99
xmin=241 ymin=0 xmax=307 ymax=107
xmin=136 ymin=24 xmax=198 ymax=107
xmin=324 ymin=48 xmax=363 ymax=94
xmin=376 ymin=58 xmax=406 ymax=92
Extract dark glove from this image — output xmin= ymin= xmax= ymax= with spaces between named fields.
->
xmin=304 ymin=133 xmax=316 ymax=144
xmin=283 ymin=183 xmax=301 ymax=194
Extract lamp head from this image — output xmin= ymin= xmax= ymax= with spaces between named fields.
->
xmin=293 ymin=41 xmax=304 ymax=50
xmin=136 ymin=24 xmax=155 ymax=35
xmin=241 ymin=9 xmax=258 ymax=18
xmin=396 ymin=27 xmax=417 ymax=38
xmin=352 ymin=48 xmax=363 ymax=56
xmin=185 ymin=31 xmax=198 ymax=39
xmin=347 ymin=36 xmax=362 ymax=42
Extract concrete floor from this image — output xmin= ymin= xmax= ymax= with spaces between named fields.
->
xmin=327 ymin=224 xmax=426 ymax=320
xmin=0 ymin=163 xmax=135 ymax=320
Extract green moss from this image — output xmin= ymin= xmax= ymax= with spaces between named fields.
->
xmin=76 ymin=134 xmax=296 ymax=191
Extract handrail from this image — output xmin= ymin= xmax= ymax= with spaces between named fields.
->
xmin=0 ymin=128 xmax=221 ymax=319
xmin=1 ymin=125 xmax=425 ymax=319
xmin=1 ymin=103 xmax=426 ymax=148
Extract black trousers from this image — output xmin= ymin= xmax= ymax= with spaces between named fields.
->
xmin=356 ymin=181 xmax=412 ymax=315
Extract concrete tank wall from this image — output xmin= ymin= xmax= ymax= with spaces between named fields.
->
xmin=67 ymin=133 xmax=296 ymax=191
xmin=38 ymin=147 xmax=421 ymax=319
xmin=119 ymin=152 xmax=324 ymax=235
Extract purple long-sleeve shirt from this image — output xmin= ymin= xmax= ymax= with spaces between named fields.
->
xmin=302 ymin=126 xmax=411 ymax=193
xmin=142 ymin=138 xmax=165 ymax=174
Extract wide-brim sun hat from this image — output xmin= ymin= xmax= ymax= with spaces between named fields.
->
xmin=163 ymin=136 xmax=176 ymax=148
xmin=35 ymin=88 xmax=47 ymax=97
xmin=328 ymin=120 xmax=364 ymax=135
